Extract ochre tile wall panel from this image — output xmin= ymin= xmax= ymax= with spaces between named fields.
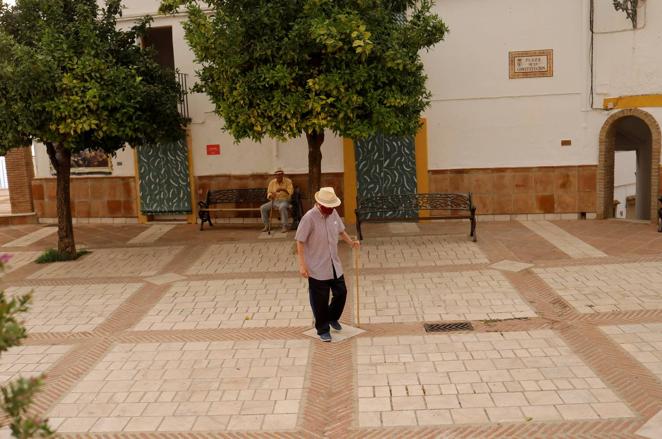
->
xmin=430 ymin=165 xmax=597 ymax=215
xmin=32 ymin=177 xmax=137 ymax=219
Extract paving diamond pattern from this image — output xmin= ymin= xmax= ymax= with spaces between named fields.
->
xmin=0 ymin=345 xmax=71 ymax=384
xmin=29 ymin=247 xmax=182 ymax=279
xmin=48 ymin=340 xmax=310 ymax=433
xmin=360 ymin=270 xmax=536 ymax=323
xmin=360 ymin=236 xmax=488 ymax=268
xmin=7 ymin=283 xmax=142 ymax=333
xmin=601 ymin=324 xmax=662 ymax=381
xmin=133 ymin=278 xmax=310 ymax=331
xmin=535 ymin=262 xmax=662 ymax=313
xmin=356 ymin=331 xmax=635 ymax=427
xmin=186 ymin=242 xmax=298 ymax=274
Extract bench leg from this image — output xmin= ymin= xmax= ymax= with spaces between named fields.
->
xmin=470 ymin=208 xmax=477 ymax=242
xmin=357 ymin=218 xmax=363 ymax=241
xmin=198 ymin=210 xmax=213 ymax=231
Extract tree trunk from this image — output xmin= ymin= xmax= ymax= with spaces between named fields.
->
xmin=305 ymin=131 xmax=324 ymax=204
xmin=45 ymin=143 xmax=76 ymax=259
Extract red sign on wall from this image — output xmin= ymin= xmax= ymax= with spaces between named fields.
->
xmin=206 ymin=144 xmax=221 ymax=155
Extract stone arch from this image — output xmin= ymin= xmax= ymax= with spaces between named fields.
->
xmin=597 ymin=108 xmax=661 ymax=221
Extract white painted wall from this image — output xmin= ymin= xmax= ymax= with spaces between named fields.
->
xmin=32 ymin=0 xmax=662 ymax=178
xmin=424 ymin=0 xmax=590 ymax=169
xmin=594 ymin=0 xmax=661 ymax=98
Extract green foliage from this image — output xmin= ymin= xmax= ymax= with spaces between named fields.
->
xmin=35 ymin=248 xmax=90 ymax=264
xmin=0 ymin=255 xmax=54 ymax=438
xmin=0 ymin=0 xmax=186 ymax=155
xmin=0 ymin=291 xmax=30 ymax=353
xmin=2 ymin=378 xmax=54 ymax=438
xmin=159 ymin=0 xmax=447 ymax=142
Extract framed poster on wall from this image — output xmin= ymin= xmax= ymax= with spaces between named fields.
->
xmin=50 ymin=149 xmax=113 ymax=175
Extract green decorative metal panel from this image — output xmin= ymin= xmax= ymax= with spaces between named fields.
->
xmin=355 ymin=134 xmax=417 ymax=219
xmin=136 ymin=139 xmax=192 ymax=215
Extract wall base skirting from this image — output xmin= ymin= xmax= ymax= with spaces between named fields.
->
xmin=38 ymin=217 xmax=139 ymax=225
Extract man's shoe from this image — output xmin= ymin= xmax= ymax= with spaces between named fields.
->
xmin=281 ymin=226 xmax=288 ymax=233
xmin=330 ymin=321 xmax=342 ymax=331
xmin=261 ymin=225 xmax=269 ymax=232
xmin=319 ymin=332 xmax=332 ymax=342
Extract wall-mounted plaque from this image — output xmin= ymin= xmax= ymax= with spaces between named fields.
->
xmin=509 ymin=49 xmax=553 ymax=79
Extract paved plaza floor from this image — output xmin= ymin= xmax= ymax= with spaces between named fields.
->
xmin=0 ymin=218 xmax=661 ymax=437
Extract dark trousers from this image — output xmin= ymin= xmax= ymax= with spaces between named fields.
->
xmin=308 ymin=271 xmax=347 ymax=335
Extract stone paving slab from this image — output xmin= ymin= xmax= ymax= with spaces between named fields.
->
xmin=359 ymin=236 xmax=488 ymax=268
xmin=29 ymin=247 xmax=183 ymax=279
xmin=128 ymin=225 xmax=176 ymax=245
xmin=535 ymin=262 xmax=662 ymax=313
xmin=47 ymin=340 xmax=310 ymax=433
xmin=133 ymin=279 xmax=310 ymax=331
xmin=601 ymin=323 xmax=662 ymax=381
xmin=0 ymin=251 xmax=39 ymax=275
xmin=520 ymin=221 xmax=607 ymax=259
xmin=359 ymin=270 xmax=536 ymax=323
xmin=0 ymin=344 xmax=71 ymax=384
xmin=489 ymin=260 xmax=535 ymax=272
xmin=186 ymin=242 xmax=298 ymax=274
xmin=7 ymin=283 xmax=142 ymax=333
xmin=2 ymin=227 xmax=57 ymax=247
xmin=356 ymin=331 xmax=634 ymax=428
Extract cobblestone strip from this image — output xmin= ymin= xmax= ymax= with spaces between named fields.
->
xmin=533 ymin=253 xmax=662 ymax=269
xmin=503 ymin=271 xmax=575 ymax=322
xmin=117 ymin=328 xmax=310 ymax=344
xmin=60 ymin=431 xmax=306 ymax=438
xmin=475 ymin=230 xmax=520 ymax=263
xmin=349 ymin=419 xmax=641 ymax=438
xmin=559 ymin=324 xmax=662 ymax=419
xmin=94 ymin=284 xmax=166 ymax=336
xmin=570 ymin=310 xmax=662 ymax=325
xmin=28 ymin=338 xmax=113 ymax=419
xmin=291 ymin=334 xmax=357 ymax=439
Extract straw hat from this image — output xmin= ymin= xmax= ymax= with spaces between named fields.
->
xmin=274 ymin=167 xmax=284 ymax=175
xmin=315 ymin=187 xmax=341 ymax=208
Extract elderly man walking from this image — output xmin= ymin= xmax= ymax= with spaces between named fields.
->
xmin=260 ymin=168 xmax=294 ymax=233
xmin=295 ymin=187 xmax=360 ymax=342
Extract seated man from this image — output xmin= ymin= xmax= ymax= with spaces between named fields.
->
xmin=260 ymin=168 xmax=294 ymax=233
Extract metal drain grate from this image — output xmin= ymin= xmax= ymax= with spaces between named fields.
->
xmin=424 ymin=322 xmax=474 ymax=333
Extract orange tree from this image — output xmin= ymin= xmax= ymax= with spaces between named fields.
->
xmin=0 ymin=0 xmax=186 ymax=259
xmin=160 ymin=0 xmax=447 ymax=198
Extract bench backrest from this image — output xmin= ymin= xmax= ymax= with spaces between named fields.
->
xmin=206 ymin=188 xmax=267 ymax=204
xmin=356 ymin=193 xmax=473 ymax=212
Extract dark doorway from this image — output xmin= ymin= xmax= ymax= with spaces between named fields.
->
xmin=143 ymin=27 xmax=175 ymax=70
xmin=611 ymin=116 xmax=653 ymax=220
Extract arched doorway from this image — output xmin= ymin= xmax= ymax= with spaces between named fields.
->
xmin=597 ymin=109 xmax=661 ymax=221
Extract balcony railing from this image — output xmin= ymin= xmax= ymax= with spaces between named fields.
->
xmin=177 ymin=72 xmax=190 ymax=120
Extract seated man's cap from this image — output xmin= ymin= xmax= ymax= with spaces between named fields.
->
xmin=274 ymin=167 xmax=284 ymax=174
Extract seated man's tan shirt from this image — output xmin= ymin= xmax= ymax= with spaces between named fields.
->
xmin=267 ymin=177 xmax=293 ymax=201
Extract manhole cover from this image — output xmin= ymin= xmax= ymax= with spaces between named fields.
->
xmin=424 ymin=322 xmax=474 ymax=333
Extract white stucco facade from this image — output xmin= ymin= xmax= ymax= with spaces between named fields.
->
xmin=32 ymin=0 xmax=662 ymax=215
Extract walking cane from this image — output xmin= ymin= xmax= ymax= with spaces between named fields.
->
xmin=354 ymin=236 xmax=360 ymax=327
xmin=267 ymin=198 xmax=274 ymax=235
